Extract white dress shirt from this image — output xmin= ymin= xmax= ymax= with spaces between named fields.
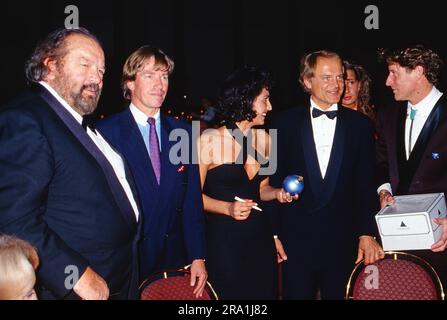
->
xmin=39 ymin=81 xmax=140 ymax=221
xmin=378 ymin=86 xmax=443 ymax=195
xmin=310 ymin=98 xmax=338 ymax=179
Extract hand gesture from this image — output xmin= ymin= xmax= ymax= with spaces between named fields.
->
xmin=431 ymin=218 xmax=447 ymax=252
xmin=274 ymin=237 xmax=288 ymax=263
xmin=276 ymin=188 xmax=299 ymax=203
xmin=356 ymin=236 xmax=385 ymax=265
xmin=379 ymin=190 xmax=395 ymax=209
xmin=190 ymin=259 xmax=208 ymax=298
xmin=73 ymin=266 xmax=109 ymax=300
xmin=228 ymin=199 xmax=256 ymax=220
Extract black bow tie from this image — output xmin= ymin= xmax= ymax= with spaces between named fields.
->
xmin=82 ymin=114 xmax=97 ymax=134
xmin=312 ymin=108 xmax=338 ymax=120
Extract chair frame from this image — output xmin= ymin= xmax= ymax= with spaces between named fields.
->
xmin=139 ymin=267 xmax=219 ymax=300
xmin=346 ymin=251 xmax=445 ymax=300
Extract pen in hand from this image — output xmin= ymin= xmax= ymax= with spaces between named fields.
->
xmin=234 ymin=196 xmax=263 ymax=211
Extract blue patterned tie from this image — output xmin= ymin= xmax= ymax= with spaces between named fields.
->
xmin=147 ymin=117 xmax=161 ymax=185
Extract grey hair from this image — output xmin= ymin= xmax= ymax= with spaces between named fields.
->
xmin=24 ymin=27 xmax=101 ymax=84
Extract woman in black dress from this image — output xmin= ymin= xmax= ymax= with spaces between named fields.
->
xmin=198 ymin=67 xmax=295 ymax=299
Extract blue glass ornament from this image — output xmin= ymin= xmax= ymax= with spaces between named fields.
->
xmin=282 ymin=175 xmax=304 ymax=196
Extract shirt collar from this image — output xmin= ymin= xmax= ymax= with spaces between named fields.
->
xmin=408 ymin=86 xmax=443 ymax=117
xmin=129 ymin=103 xmax=160 ymax=125
xmin=39 ymin=81 xmax=83 ymax=124
xmin=310 ymin=97 xmax=338 ymax=112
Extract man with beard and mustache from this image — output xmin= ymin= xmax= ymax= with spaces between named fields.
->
xmin=0 ymin=28 xmax=141 ymax=300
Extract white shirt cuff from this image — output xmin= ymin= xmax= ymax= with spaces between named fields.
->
xmin=377 ymin=183 xmax=393 ymax=195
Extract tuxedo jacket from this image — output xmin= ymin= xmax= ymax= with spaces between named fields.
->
xmin=0 ymin=85 xmax=141 ymax=299
xmin=269 ymin=105 xmax=378 ymax=267
xmin=97 ymin=108 xmax=205 ymax=280
xmin=376 ymin=95 xmax=447 ymax=195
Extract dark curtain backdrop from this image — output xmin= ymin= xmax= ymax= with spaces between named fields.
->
xmin=1 ymin=0 xmax=446 ymax=117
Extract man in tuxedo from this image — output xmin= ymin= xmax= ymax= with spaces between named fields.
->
xmin=97 ymin=46 xmax=207 ymax=297
xmin=376 ymin=46 xmax=447 ymax=287
xmin=269 ymin=50 xmax=384 ymax=299
xmin=0 ymin=28 xmax=141 ymax=300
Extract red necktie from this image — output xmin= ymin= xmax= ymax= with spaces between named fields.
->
xmin=147 ymin=117 xmax=161 ymax=184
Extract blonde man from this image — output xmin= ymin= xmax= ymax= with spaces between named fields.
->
xmin=0 ymin=234 xmax=39 ymax=300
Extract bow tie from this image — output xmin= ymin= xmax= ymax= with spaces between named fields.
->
xmin=312 ymin=108 xmax=338 ymax=120
xmin=82 ymin=114 xmax=97 ymax=134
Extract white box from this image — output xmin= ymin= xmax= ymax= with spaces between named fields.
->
xmin=375 ymin=193 xmax=447 ymax=251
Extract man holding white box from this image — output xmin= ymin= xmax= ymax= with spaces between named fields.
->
xmin=375 ymin=193 xmax=447 ymax=251
xmin=376 ymin=46 xmax=447 ymax=288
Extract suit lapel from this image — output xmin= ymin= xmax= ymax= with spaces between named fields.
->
xmin=121 ymin=109 xmax=160 ymax=189
xmin=159 ymin=116 xmax=178 ymax=200
xmin=301 ymin=105 xmax=345 ymax=209
xmin=300 ymin=107 xmax=323 ymax=197
xmin=396 ymin=104 xmax=407 ymax=167
xmin=320 ymin=105 xmax=346 ymax=205
xmin=396 ymin=102 xmax=408 ymax=185
xmin=36 ymin=86 xmax=137 ymax=230
xmin=119 ymin=109 xmax=160 ymax=231
xmin=123 ymin=160 xmax=143 ymax=222
xmin=409 ymin=95 xmax=447 ymax=163
xmin=398 ymin=95 xmax=447 ymax=193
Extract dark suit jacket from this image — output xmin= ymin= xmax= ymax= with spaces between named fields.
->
xmin=376 ymin=95 xmax=447 ymax=195
xmin=375 ymin=95 xmax=447 ymax=286
xmin=0 ymin=85 xmax=141 ymax=299
xmin=269 ymin=106 xmax=378 ymax=268
xmin=97 ymin=108 xmax=205 ymax=280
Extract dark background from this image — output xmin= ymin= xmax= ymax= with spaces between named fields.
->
xmin=1 ymin=0 xmax=446 ymax=117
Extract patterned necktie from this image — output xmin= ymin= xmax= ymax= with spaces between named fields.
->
xmin=312 ymin=108 xmax=338 ymax=120
xmin=147 ymin=117 xmax=161 ymax=184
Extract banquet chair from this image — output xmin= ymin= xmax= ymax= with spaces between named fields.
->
xmin=140 ymin=268 xmax=218 ymax=300
xmin=346 ymin=251 xmax=444 ymax=300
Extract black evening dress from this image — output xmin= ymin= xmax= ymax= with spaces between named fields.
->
xmin=203 ymin=124 xmax=278 ymax=300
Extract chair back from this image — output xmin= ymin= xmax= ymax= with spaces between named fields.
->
xmin=140 ymin=269 xmax=218 ymax=300
xmin=346 ymin=251 xmax=444 ymax=300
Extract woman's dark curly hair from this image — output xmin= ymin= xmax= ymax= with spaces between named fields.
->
xmin=217 ymin=66 xmax=272 ymax=124
xmin=379 ymin=45 xmax=443 ymax=85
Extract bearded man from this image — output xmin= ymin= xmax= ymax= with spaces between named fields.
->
xmin=0 ymin=27 xmax=141 ymax=300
